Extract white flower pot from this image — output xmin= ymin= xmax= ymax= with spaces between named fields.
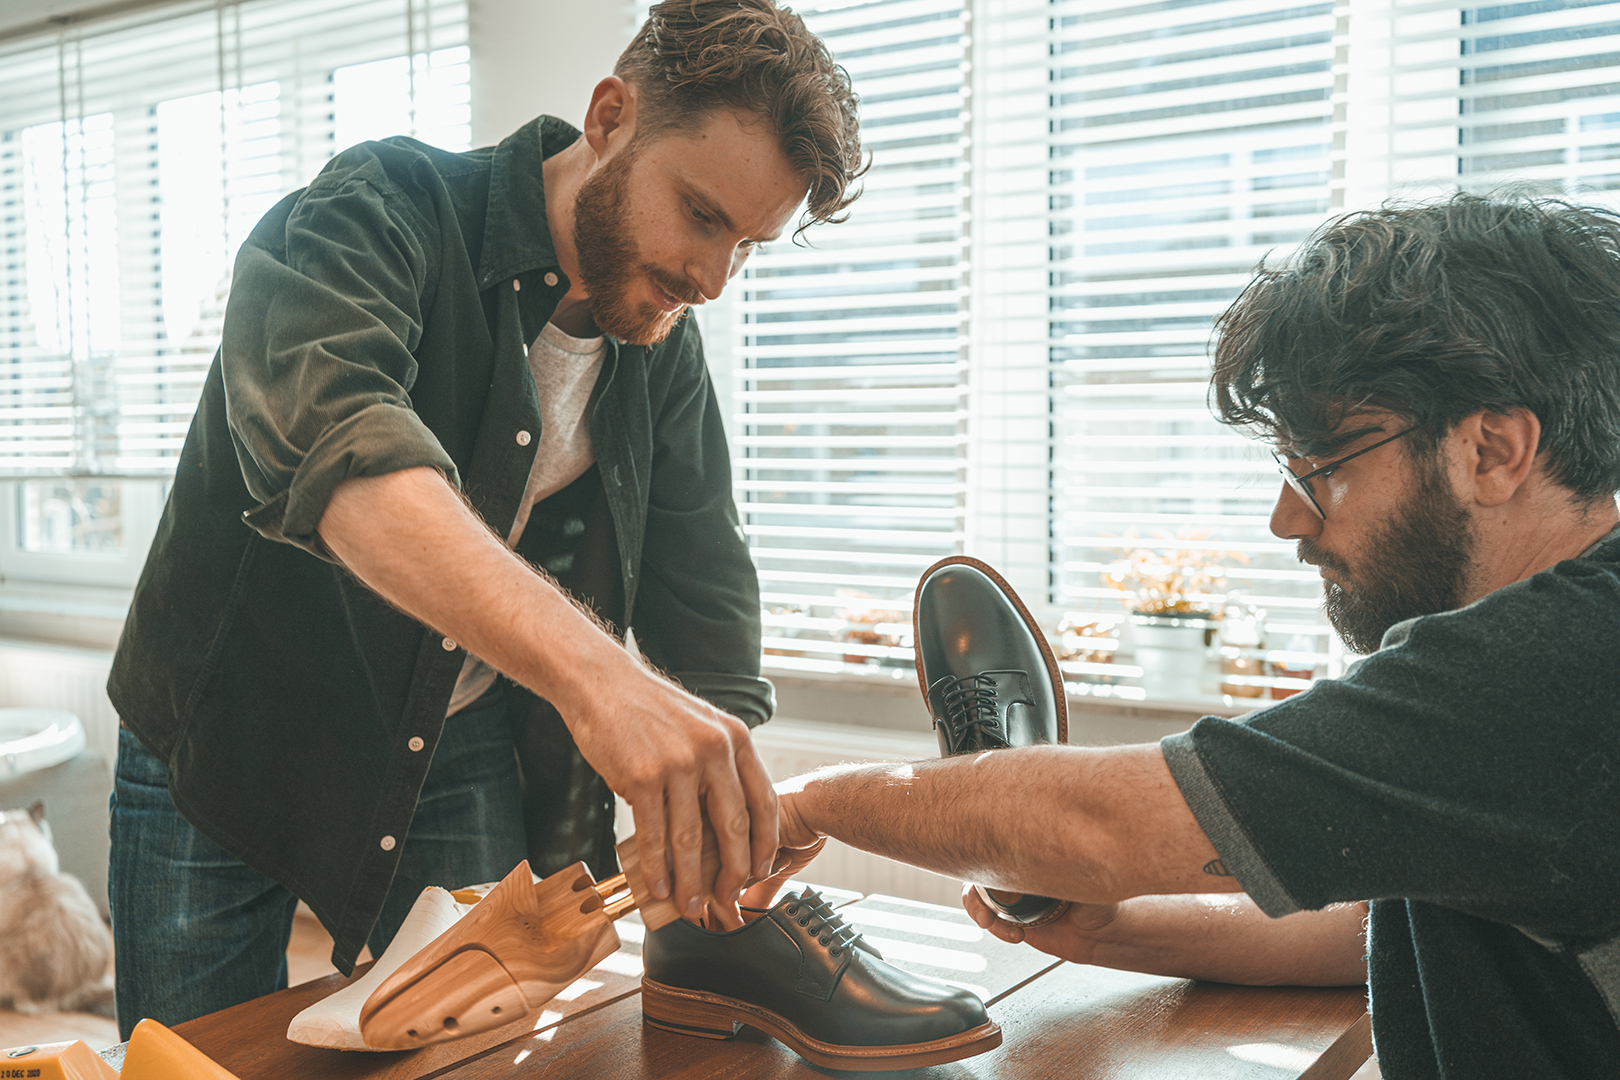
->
xmin=1129 ymin=614 xmax=1216 ymax=701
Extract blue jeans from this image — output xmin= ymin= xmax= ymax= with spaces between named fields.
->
xmin=107 ymin=689 xmax=527 ymax=1039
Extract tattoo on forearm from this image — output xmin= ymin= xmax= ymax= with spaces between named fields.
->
xmin=1202 ymin=858 xmax=1232 ymax=877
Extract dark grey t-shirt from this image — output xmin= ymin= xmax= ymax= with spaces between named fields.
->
xmin=1163 ymin=527 xmax=1620 ymax=1079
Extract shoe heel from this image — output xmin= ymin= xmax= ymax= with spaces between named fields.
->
xmin=641 ymin=980 xmax=742 ymax=1040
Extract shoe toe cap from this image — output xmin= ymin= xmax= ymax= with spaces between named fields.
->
xmin=917 ymin=567 xmax=1042 ymax=677
xmin=836 ymin=955 xmax=990 ymax=1046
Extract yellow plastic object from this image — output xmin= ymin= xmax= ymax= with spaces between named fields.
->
xmin=119 ymin=1020 xmax=240 ymax=1080
xmin=0 ymin=1039 xmax=119 ymax=1080
xmin=449 ymin=881 xmax=496 ymax=905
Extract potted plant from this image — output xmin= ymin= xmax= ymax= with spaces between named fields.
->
xmin=834 ymin=590 xmax=910 ymax=668
xmin=1101 ymin=532 xmax=1244 ymax=700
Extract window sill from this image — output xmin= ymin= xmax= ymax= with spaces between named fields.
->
xmin=0 ymin=581 xmax=130 ymax=651
xmin=765 ymin=663 xmax=1276 ymax=747
xmin=0 ymin=592 xmax=1290 ymax=737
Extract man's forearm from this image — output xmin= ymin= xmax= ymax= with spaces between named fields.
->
xmin=316 ymin=466 xmax=781 ymax=918
xmin=316 ymin=466 xmax=618 ymax=712
xmin=1073 ymin=895 xmax=1368 ymax=986
xmin=784 ymin=746 xmax=1235 ymax=904
xmin=782 ymin=754 xmax=1365 ymax=988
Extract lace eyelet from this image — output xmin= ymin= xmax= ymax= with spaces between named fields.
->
xmin=798 ymin=916 xmax=810 ymax=926
xmin=784 ymin=905 xmax=799 ymax=916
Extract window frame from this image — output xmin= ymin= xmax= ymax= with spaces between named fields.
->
xmin=0 ymin=0 xmax=469 ymax=596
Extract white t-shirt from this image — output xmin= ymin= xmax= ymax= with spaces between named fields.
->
xmin=445 ymin=320 xmax=607 ymax=716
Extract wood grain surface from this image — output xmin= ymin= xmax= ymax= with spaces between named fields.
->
xmin=434 ymin=991 xmax=995 ymax=1080
xmin=175 ymin=912 xmax=650 ymax=1080
xmin=426 ymin=964 xmax=1369 ymax=1080
xmin=167 ymin=885 xmax=1369 ymax=1080
xmin=977 ymin=963 xmax=1370 ymax=1080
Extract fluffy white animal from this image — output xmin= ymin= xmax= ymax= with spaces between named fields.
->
xmin=0 ymin=801 xmax=114 ymax=1016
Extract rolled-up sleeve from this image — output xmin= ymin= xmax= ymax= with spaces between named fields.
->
xmin=1159 ymin=576 xmax=1620 ymax=938
xmin=222 ymin=152 xmax=458 ymax=556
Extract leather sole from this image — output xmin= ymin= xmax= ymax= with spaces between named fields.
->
xmin=915 ymin=554 xmax=1073 ymax=926
xmin=641 ymin=977 xmax=1004 ymax=1071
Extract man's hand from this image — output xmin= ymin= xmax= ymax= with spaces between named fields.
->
xmin=965 ymin=885 xmax=1369 ymax=986
xmin=962 ymin=881 xmax=1119 ymax=960
xmin=317 ymin=468 xmax=777 ymax=928
xmin=737 ymin=783 xmax=825 ymax=910
xmin=564 ymin=657 xmax=778 ymax=925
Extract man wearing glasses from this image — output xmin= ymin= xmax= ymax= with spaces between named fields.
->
xmin=751 ymin=194 xmax=1620 ymax=1078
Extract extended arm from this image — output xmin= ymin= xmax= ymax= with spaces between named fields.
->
xmin=759 ymin=745 xmax=1366 ymax=987
xmin=318 ymin=466 xmax=777 ymax=922
xmin=775 ymin=744 xmax=1232 ymax=903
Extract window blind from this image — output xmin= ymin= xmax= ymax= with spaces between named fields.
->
xmin=0 ymin=0 xmax=469 ymax=478
xmin=1024 ymin=0 xmax=1620 ymax=702
xmin=732 ymin=0 xmax=1620 ymax=700
xmin=731 ymin=0 xmax=971 ymax=677
xmin=1000 ymin=0 xmax=1342 ymax=702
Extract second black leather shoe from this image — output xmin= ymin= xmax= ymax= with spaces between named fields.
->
xmin=641 ymin=888 xmax=1001 ymax=1071
xmin=913 ymin=556 xmax=1068 ymax=753
xmin=913 ymin=555 xmax=1071 ymax=926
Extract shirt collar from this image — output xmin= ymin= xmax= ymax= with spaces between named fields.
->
xmin=1577 ymin=520 xmax=1620 ymax=560
xmin=477 ymin=115 xmax=580 ymax=291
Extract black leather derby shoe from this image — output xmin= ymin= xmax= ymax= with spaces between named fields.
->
xmin=914 ymin=556 xmax=1068 ymax=753
xmin=913 ymin=555 xmax=1071 ymax=926
xmin=641 ymin=888 xmax=1001 ymax=1071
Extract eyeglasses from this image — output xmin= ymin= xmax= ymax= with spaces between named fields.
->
xmin=1272 ymin=426 xmax=1419 ymax=520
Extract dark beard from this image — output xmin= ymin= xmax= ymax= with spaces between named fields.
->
xmin=571 ymin=147 xmax=695 ymax=346
xmin=1300 ymin=454 xmax=1476 ymax=655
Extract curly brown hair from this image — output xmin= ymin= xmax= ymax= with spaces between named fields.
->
xmin=616 ymin=0 xmax=865 ymax=238
xmin=1210 ymin=193 xmax=1620 ymax=504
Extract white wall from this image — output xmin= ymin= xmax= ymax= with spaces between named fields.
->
xmin=470 ymin=0 xmax=635 ymax=146
xmin=0 ymin=0 xmax=101 ymax=33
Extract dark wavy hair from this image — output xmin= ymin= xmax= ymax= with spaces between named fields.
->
xmin=1211 ymin=193 xmax=1620 ymax=503
xmin=616 ymin=0 xmax=866 ymax=239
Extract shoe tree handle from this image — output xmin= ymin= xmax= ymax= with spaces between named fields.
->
xmin=588 ymin=828 xmax=725 ymax=932
xmin=440 ymin=829 xmax=725 ymax=932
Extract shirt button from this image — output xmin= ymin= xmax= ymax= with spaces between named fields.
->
xmin=380 ymin=835 xmax=397 ymax=852
xmin=544 ymin=272 xmax=558 ymax=287
xmin=516 ymin=430 xmax=532 ymax=446
xmin=512 ymin=278 xmax=521 ymax=291
xmin=442 ymin=637 xmax=457 ymax=651
xmin=408 ymin=736 xmax=425 ymax=752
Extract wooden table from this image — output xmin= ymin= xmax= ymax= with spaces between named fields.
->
xmin=160 ymin=887 xmax=1371 ymax=1079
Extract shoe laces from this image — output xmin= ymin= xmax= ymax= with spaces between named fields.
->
xmin=941 ymin=674 xmax=1008 ymax=750
xmin=781 ymin=889 xmax=864 ymax=958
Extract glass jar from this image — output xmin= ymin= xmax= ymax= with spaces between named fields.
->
xmin=1218 ymin=603 xmax=1265 ymax=698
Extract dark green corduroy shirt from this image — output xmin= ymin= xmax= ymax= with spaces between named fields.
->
xmin=107 ymin=117 xmax=772 ymax=972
